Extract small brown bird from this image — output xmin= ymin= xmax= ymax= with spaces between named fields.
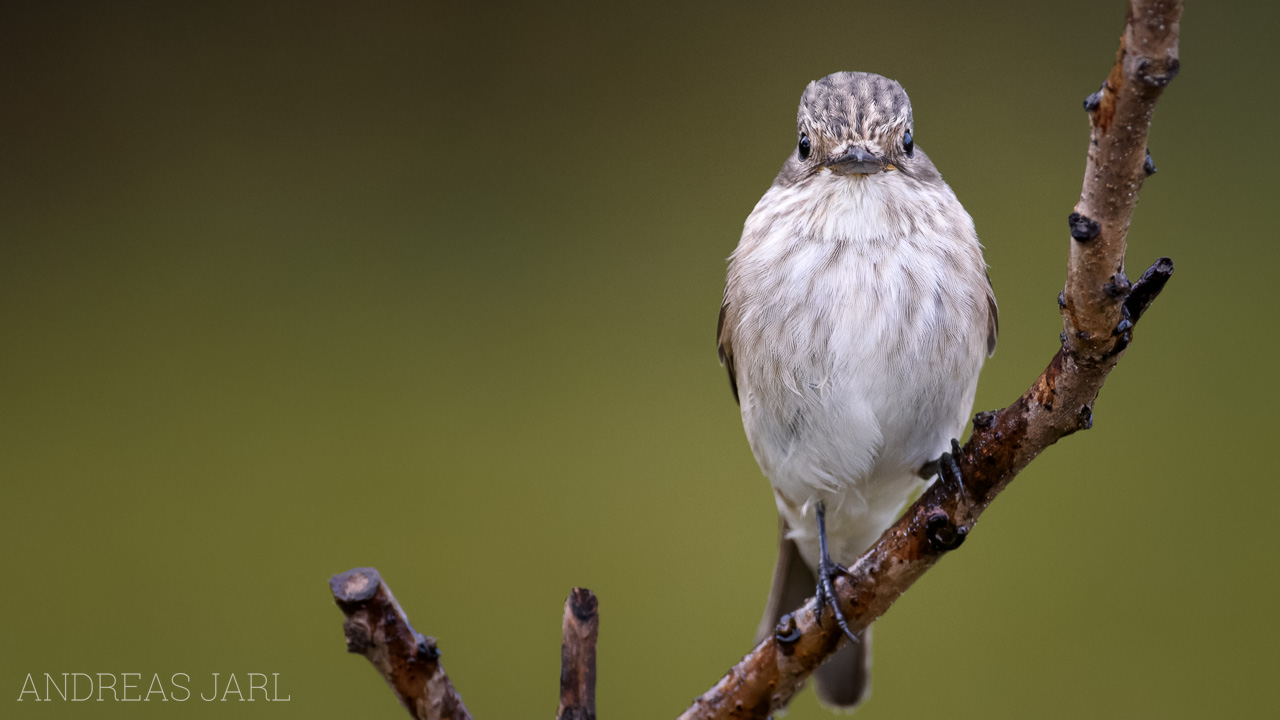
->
xmin=717 ymin=72 xmax=997 ymax=711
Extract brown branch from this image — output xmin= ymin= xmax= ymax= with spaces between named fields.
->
xmin=329 ymin=567 xmax=473 ymax=720
xmin=678 ymin=2 xmax=1182 ymax=718
xmin=558 ymin=588 xmax=599 ymax=720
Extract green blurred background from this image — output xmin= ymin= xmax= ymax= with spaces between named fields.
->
xmin=2 ymin=1 xmax=1276 ymax=717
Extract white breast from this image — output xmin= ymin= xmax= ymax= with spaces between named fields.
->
xmin=725 ymin=169 xmax=990 ymax=564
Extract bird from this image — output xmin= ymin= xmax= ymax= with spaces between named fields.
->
xmin=717 ymin=71 xmax=997 ymax=711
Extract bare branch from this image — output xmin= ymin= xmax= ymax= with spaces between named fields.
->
xmin=329 ymin=568 xmax=473 ymax=720
xmin=559 ymin=587 xmax=599 ymax=720
xmin=678 ymin=2 xmax=1182 ymax=717
xmin=1066 ymin=1 xmax=1181 ymax=347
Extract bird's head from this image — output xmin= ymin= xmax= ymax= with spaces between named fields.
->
xmin=789 ymin=72 xmax=917 ymax=179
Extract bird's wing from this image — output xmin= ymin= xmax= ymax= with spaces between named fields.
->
xmin=985 ymin=271 xmax=999 ymax=357
xmin=717 ymin=298 xmax=739 ymax=403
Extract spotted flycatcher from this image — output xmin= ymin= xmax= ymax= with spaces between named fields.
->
xmin=717 ymin=71 xmax=998 ymax=710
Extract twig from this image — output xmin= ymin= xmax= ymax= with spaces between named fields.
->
xmin=678 ymin=2 xmax=1182 ymax=718
xmin=329 ymin=568 xmax=473 ymax=720
xmin=558 ymin=588 xmax=599 ymax=720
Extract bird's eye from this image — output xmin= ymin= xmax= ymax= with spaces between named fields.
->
xmin=798 ymin=134 xmax=811 ymax=160
xmin=903 ymin=130 xmax=914 ymax=157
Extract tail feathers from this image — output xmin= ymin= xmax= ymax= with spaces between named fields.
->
xmin=755 ymin=517 xmax=815 ymax=643
xmin=813 ymin=627 xmax=871 ymax=712
xmin=757 ymin=518 xmax=871 ymax=712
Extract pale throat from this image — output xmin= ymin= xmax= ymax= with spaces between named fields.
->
xmin=776 ymin=170 xmax=933 ymax=247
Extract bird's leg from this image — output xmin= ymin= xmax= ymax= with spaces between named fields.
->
xmin=814 ymin=501 xmax=859 ymax=644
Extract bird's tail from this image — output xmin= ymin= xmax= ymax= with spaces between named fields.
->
xmin=756 ymin=519 xmax=871 ymax=712
xmin=812 ymin=627 xmax=870 ymax=712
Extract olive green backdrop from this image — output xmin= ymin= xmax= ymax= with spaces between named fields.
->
xmin=2 ymin=1 xmax=1275 ymax=718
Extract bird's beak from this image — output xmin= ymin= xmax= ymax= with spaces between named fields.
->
xmin=827 ymin=146 xmax=885 ymax=175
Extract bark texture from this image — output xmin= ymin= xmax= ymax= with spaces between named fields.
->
xmin=329 ymin=568 xmax=473 ymax=720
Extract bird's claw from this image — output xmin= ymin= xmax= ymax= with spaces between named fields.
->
xmin=937 ymin=439 xmax=969 ymax=504
xmin=928 ymin=439 xmax=972 ymax=552
xmin=816 ymin=557 xmax=859 ymax=644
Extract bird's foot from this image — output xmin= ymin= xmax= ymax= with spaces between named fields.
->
xmin=936 ymin=439 xmax=969 ymax=506
xmin=814 ymin=501 xmax=859 ymax=644
xmin=926 ymin=439 xmax=971 ymax=552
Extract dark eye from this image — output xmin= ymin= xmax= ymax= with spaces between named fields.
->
xmin=903 ymin=130 xmax=914 ymax=157
xmin=798 ymin=134 xmax=811 ymax=160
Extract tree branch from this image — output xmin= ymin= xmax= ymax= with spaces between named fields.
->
xmin=329 ymin=568 xmax=473 ymax=720
xmin=558 ymin=588 xmax=599 ymax=720
xmin=678 ymin=2 xmax=1181 ymax=718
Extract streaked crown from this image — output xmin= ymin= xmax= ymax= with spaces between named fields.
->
xmin=799 ymin=72 xmax=912 ymax=154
